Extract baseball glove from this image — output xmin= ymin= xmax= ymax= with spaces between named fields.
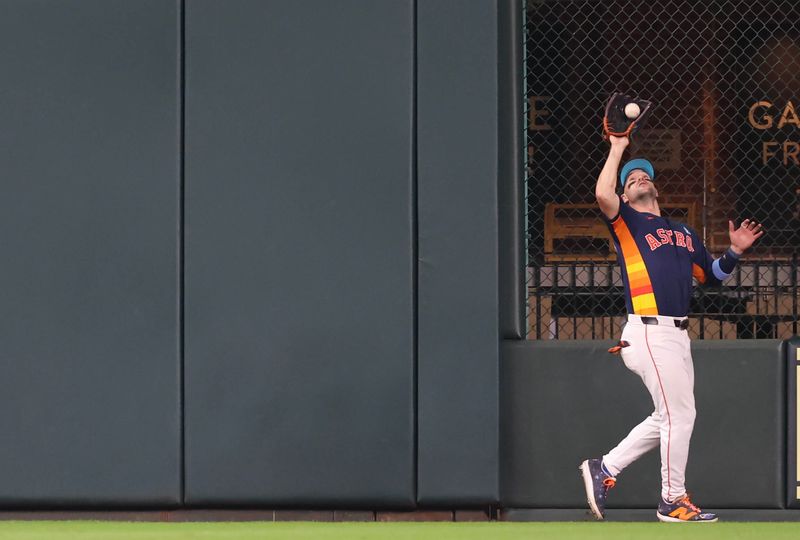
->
xmin=602 ymin=92 xmax=653 ymax=141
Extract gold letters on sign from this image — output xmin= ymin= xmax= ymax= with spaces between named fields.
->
xmin=747 ymin=100 xmax=800 ymax=165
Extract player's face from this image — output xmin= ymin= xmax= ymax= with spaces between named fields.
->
xmin=623 ymin=170 xmax=657 ymax=202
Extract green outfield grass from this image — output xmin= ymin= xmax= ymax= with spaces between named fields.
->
xmin=0 ymin=521 xmax=799 ymax=540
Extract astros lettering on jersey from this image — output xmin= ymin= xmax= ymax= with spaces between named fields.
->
xmin=604 ymin=194 xmax=721 ymax=317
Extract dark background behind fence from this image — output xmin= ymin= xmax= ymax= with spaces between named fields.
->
xmin=525 ymin=0 xmax=800 ymax=340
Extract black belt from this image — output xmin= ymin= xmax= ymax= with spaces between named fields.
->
xmin=641 ymin=316 xmax=689 ymax=330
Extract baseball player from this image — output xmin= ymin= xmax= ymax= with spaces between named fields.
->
xmin=579 ymin=134 xmax=764 ymax=522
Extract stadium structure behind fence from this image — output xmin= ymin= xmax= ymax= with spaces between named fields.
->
xmin=525 ymin=0 xmax=800 ymax=339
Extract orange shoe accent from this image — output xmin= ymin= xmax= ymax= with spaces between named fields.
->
xmin=678 ymin=494 xmax=702 ymax=514
xmin=607 ymin=341 xmax=630 ymax=355
xmin=667 ymin=494 xmax=702 ymax=520
xmin=668 ymin=507 xmax=698 ymax=520
xmin=603 ymin=477 xmax=616 ymax=488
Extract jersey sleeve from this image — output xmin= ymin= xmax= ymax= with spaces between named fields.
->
xmin=601 ymin=195 xmax=642 ymax=236
xmin=689 ymin=229 xmax=723 ymax=287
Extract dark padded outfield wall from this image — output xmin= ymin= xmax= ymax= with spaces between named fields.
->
xmin=501 ymin=340 xmax=785 ymax=508
xmin=417 ymin=0 xmax=500 ymax=505
xmin=498 ymin=0 xmax=525 ymax=340
xmin=184 ymin=0 xmax=415 ymax=506
xmin=0 ymin=0 xmax=181 ymax=505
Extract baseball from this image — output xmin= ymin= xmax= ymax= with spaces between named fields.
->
xmin=624 ymin=102 xmax=641 ymax=119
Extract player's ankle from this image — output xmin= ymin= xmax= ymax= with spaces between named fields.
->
xmin=663 ymin=493 xmax=686 ymax=504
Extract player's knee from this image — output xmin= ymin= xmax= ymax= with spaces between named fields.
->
xmin=673 ymin=409 xmax=696 ymax=431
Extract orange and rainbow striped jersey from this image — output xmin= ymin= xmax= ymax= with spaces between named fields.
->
xmin=603 ymin=195 xmax=722 ymax=317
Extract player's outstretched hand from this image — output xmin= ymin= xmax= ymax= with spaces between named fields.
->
xmin=728 ymin=219 xmax=765 ymax=255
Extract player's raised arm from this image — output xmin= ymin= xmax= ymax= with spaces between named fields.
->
xmin=712 ymin=219 xmax=765 ymax=281
xmin=691 ymin=219 xmax=765 ymax=287
xmin=595 ymin=135 xmax=628 ymax=219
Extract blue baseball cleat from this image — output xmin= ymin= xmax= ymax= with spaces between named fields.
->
xmin=656 ymin=494 xmax=718 ymax=523
xmin=579 ymin=458 xmax=616 ymax=520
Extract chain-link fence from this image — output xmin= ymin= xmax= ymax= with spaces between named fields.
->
xmin=525 ymin=0 xmax=800 ymax=340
